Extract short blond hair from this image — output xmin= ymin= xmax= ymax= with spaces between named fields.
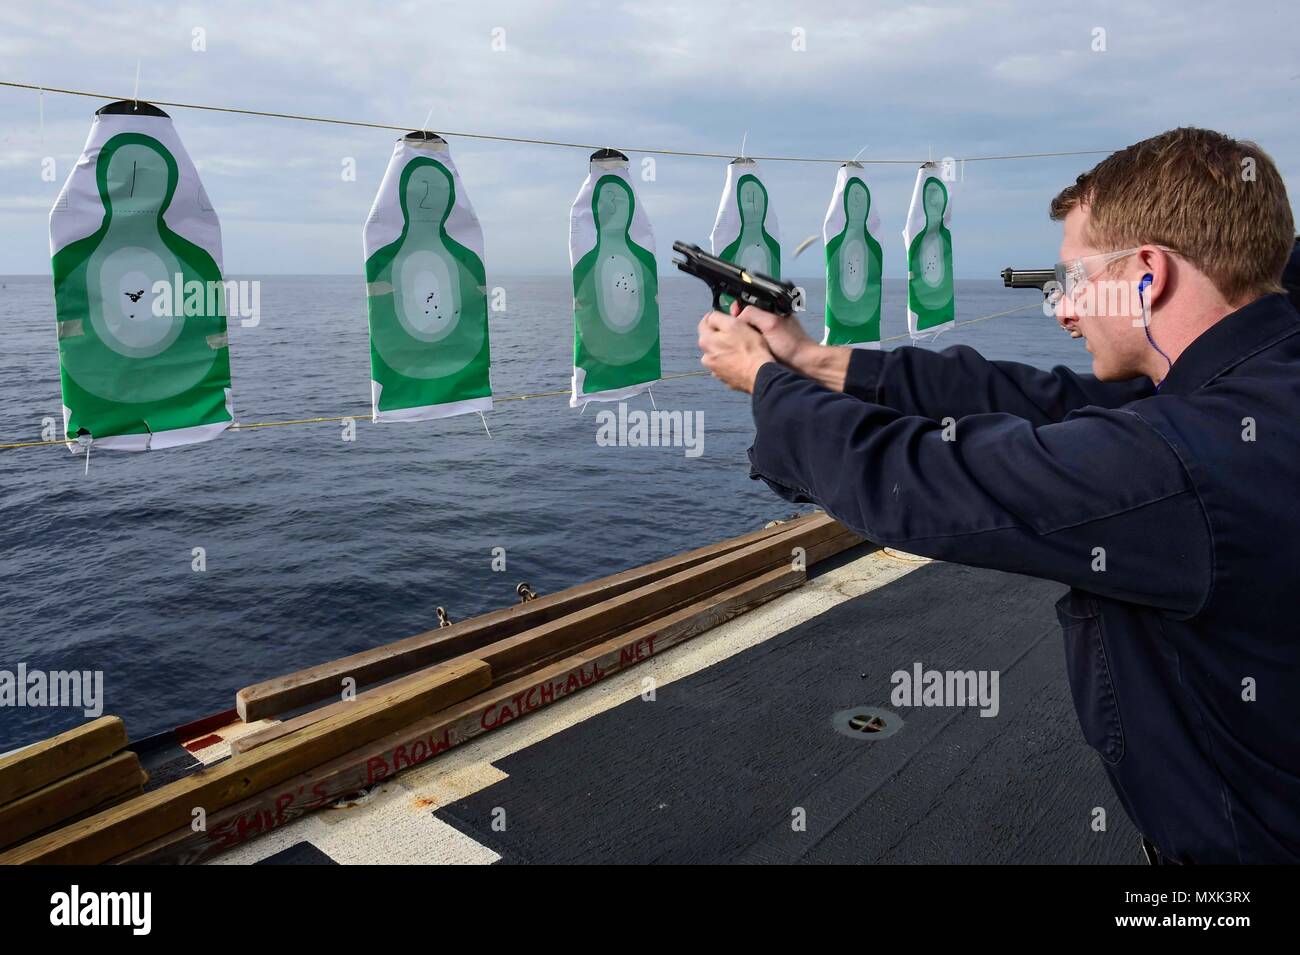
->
xmin=1050 ymin=128 xmax=1294 ymax=303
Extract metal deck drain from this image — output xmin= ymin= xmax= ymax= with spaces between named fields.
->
xmin=832 ymin=706 xmax=903 ymax=740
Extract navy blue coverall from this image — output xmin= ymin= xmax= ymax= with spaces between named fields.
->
xmin=748 ymin=292 xmax=1300 ymax=864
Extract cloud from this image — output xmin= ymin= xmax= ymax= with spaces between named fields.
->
xmin=992 ymin=50 xmax=1086 ymax=84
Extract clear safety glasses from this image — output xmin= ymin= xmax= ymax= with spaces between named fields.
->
xmin=1048 ymin=246 xmax=1176 ymax=306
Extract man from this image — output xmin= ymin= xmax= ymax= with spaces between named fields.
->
xmin=698 ymin=127 xmax=1300 ymax=865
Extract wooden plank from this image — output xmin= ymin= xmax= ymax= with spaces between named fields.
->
xmin=116 ymin=564 xmax=805 ymax=865
xmin=230 ymin=517 xmax=851 ymax=756
xmin=0 ymin=752 xmax=146 ymax=851
xmin=0 ymin=659 xmax=490 ymax=866
xmin=236 ymin=516 xmax=815 ymax=722
xmin=479 ymin=518 xmax=850 ymax=681
xmin=0 ymin=716 xmax=128 ymax=807
xmin=805 ymin=527 xmax=867 ymax=566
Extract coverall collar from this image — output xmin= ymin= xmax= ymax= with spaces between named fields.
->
xmin=1157 ymin=293 xmax=1300 ymax=396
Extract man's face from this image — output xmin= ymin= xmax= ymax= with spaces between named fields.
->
xmin=1056 ymin=205 xmax=1146 ymax=380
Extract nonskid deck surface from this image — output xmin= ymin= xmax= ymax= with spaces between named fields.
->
xmin=214 ymin=549 xmax=1139 ymax=865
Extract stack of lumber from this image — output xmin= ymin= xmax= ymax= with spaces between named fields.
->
xmin=0 ymin=716 xmax=147 ymax=852
xmin=0 ymin=513 xmax=863 ymax=865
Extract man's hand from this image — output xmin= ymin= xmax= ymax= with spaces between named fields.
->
xmin=729 ymin=301 xmax=853 ymax=393
xmin=734 ymin=303 xmax=817 ymax=369
xmin=698 ymin=309 xmax=775 ymax=393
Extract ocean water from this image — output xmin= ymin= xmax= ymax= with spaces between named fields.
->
xmin=0 ymin=274 xmax=1085 ymax=750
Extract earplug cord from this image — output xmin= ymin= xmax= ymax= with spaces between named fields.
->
xmin=1139 ymin=276 xmax=1173 ymax=389
xmin=1144 ymin=319 xmax=1174 ymax=388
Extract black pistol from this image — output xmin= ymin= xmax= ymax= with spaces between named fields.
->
xmin=1001 ymin=266 xmax=1058 ymax=298
xmin=673 ymin=241 xmax=800 ymax=315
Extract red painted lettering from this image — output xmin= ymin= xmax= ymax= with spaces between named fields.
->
xmin=274 ymin=789 xmax=295 ymax=824
xmin=621 ymin=637 xmax=656 ymax=665
xmin=306 ymin=782 xmax=331 ymax=810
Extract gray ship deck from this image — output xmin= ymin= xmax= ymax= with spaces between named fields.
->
xmin=212 ymin=547 xmax=1140 ymax=865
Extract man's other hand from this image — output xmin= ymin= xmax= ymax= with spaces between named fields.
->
xmin=698 ymin=309 xmax=774 ymax=393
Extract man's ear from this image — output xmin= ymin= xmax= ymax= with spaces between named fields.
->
xmin=1135 ymin=246 xmax=1171 ymax=305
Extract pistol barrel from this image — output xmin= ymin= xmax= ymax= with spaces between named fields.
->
xmin=1001 ymin=267 xmax=1056 ymax=290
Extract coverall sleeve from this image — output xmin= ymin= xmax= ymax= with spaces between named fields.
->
xmin=842 ymin=345 xmax=1155 ymax=425
xmin=749 ymin=363 xmax=1211 ymax=615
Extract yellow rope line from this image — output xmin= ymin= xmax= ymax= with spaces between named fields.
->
xmin=878 ymin=301 xmax=1039 ymax=344
xmin=230 ymin=415 xmax=355 ymax=431
xmin=0 ymin=437 xmax=76 ymax=450
xmin=0 ymin=303 xmax=1044 ymax=451
xmin=1 ymin=81 xmax=1117 ymax=166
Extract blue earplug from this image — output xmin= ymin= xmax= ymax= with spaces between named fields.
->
xmin=1136 ymin=272 xmax=1171 ymax=385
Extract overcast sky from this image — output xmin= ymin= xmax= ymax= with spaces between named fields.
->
xmin=1 ymin=0 xmax=1296 ymax=277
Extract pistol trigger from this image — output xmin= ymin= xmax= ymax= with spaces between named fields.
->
xmin=712 ymin=288 xmax=725 ymax=312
